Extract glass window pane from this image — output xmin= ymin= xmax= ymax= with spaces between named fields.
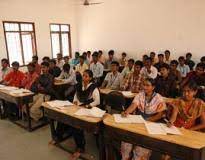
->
xmin=22 ymin=33 xmax=33 ymax=64
xmin=51 ymin=33 xmax=60 ymax=58
xmin=50 ymin=24 xmax=60 ymax=31
xmin=21 ymin=24 xmax=33 ymax=31
xmin=61 ymin=25 xmax=69 ymax=32
xmin=6 ymin=32 xmax=23 ymax=65
xmin=4 ymin=23 xmax=19 ymax=31
xmin=61 ymin=33 xmax=69 ymax=57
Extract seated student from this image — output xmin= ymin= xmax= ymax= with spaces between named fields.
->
xmin=177 ymin=56 xmax=190 ymax=78
xmin=64 ymin=56 xmax=70 ymax=65
xmin=0 ymin=58 xmax=11 ymax=82
xmin=142 ymin=54 xmax=149 ymax=65
xmin=154 ymin=54 xmax=167 ymax=71
xmin=71 ymin=52 xmax=80 ymax=67
xmin=121 ymin=78 xmax=166 ymax=160
xmin=121 ymin=60 xmax=144 ymax=93
xmin=164 ymin=50 xmax=171 ymax=64
xmin=170 ymin=60 xmax=182 ymax=85
xmin=119 ymin=52 xmax=127 ymax=67
xmin=32 ymin=55 xmax=41 ymax=75
xmin=185 ymin=53 xmax=195 ymax=71
xmin=1 ymin=61 xmax=25 ymax=87
xmin=121 ymin=58 xmax=134 ymax=78
xmin=56 ymin=53 xmax=65 ymax=69
xmin=70 ymin=70 xmax=100 ymax=159
xmin=87 ymin=51 xmax=92 ymax=63
xmin=104 ymin=50 xmax=116 ymax=70
xmin=155 ymin=63 xmax=177 ymax=98
xmin=21 ymin=63 xmax=39 ymax=90
xmin=30 ymin=62 xmax=57 ymax=121
xmin=82 ymin=52 xmax=89 ymax=65
xmin=42 ymin=56 xmax=50 ymax=63
xmin=98 ymin=50 xmax=106 ymax=65
xmin=201 ymin=56 xmax=205 ymax=64
xmin=75 ymin=56 xmax=89 ymax=75
xmin=150 ymin=52 xmax=158 ymax=65
xmin=89 ymin=52 xmax=104 ymax=85
xmin=140 ymin=57 xmax=158 ymax=79
xmin=101 ymin=61 xmax=123 ymax=90
xmin=49 ymin=59 xmax=61 ymax=77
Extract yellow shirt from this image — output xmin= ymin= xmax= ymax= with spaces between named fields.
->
xmin=75 ymin=63 xmax=89 ymax=75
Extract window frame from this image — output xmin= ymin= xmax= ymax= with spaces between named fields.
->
xmin=49 ymin=23 xmax=72 ymax=58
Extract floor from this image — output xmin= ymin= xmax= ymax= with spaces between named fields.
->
xmin=0 ymin=120 xmax=99 ymax=160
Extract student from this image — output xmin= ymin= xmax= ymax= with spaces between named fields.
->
xmin=30 ymin=62 xmax=56 ymax=121
xmin=121 ymin=59 xmax=134 ymax=78
xmin=150 ymin=52 xmax=157 ymax=64
xmin=1 ymin=61 xmax=25 ymax=87
xmin=155 ymin=63 xmax=177 ymax=98
xmin=104 ymin=50 xmax=116 ymax=70
xmin=170 ymin=60 xmax=182 ymax=85
xmin=87 ymin=51 xmax=92 ymax=63
xmin=185 ymin=52 xmax=195 ymax=71
xmin=71 ymin=52 xmax=80 ymax=67
xmin=177 ymin=56 xmax=190 ymax=78
xmin=82 ymin=52 xmax=89 ymax=65
xmin=0 ymin=58 xmax=11 ymax=82
xmin=200 ymin=56 xmax=205 ymax=64
xmin=121 ymin=60 xmax=144 ymax=93
xmin=140 ymin=57 xmax=158 ymax=79
xmin=154 ymin=54 xmax=166 ymax=71
xmin=49 ymin=59 xmax=61 ymax=77
xmin=121 ymin=78 xmax=166 ymax=160
xmin=75 ymin=56 xmax=89 ymax=75
xmin=42 ymin=56 xmax=50 ymax=63
xmin=164 ymin=50 xmax=171 ymax=64
xmin=142 ymin=54 xmax=149 ymax=65
xmin=89 ymin=52 xmax=104 ymax=85
xmin=21 ymin=63 xmax=39 ymax=90
xmin=64 ymin=56 xmax=70 ymax=64
xmin=98 ymin=50 xmax=106 ymax=64
xmin=71 ymin=70 xmax=100 ymax=159
xmin=101 ymin=61 xmax=123 ymax=90
xmin=32 ymin=55 xmax=41 ymax=75
xmin=56 ymin=53 xmax=64 ymax=69
xmin=119 ymin=52 xmax=127 ymax=67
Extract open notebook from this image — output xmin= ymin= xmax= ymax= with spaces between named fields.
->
xmin=74 ymin=107 xmax=106 ymax=118
xmin=47 ymin=100 xmax=74 ymax=109
xmin=113 ymin=114 xmax=145 ymax=124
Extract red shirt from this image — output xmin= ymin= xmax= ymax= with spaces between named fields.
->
xmin=4 ymin=70 xmax=25 ymax=87
xmin=35 ymin=63 xmax=41 ymax=75
xmin=21 ymin=72 xmax=39 ymax=90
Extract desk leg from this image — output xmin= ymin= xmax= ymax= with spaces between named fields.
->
xmin=26 ymin=103 xmax=32 ymax=132
xmin=49 ymin=119 xmax=56 ymax=141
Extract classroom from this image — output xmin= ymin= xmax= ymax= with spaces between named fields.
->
xmin=0 ymin=0 xmax=205 ymax=160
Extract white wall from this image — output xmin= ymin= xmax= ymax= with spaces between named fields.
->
xmin=76 ymin=0 xmax=205 ymax=61
xmin=0 ymin=0 xmax=78 ymax=63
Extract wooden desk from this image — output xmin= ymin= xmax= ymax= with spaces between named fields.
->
xmin=103 ymin=114 xmax=205 ymax=160
xmin=42 ymin=102 xmax=105 ymax=160
xmin=0 ymin=88 xmax=35 ymax=131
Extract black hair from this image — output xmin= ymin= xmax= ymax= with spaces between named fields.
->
xmin=12 ymin=61 xmax=19 ymax=67
xmin=108 ymin=50 xmax=114 ymax=55
xmin=42 ymin=56 xmax=50 ymax=61
xmin=184 ymin=81 xmax=198 ymax=91
xmin=49 ymin=59 xmax=56 ymax=64
xmin=186 ymin=52 xmax=192 ymax=57
xmin=41 ymin=62 xmax=49 ymax=67
xmin=32 ymin=55 xmax=38 ymax=60
xmin=57 ymin=53 xmax=62 ymax=56
xmin=122 ymin=52 xmax=127 ymax=56
xmin=98 ymin=50 xmax=103 ymax=54
xmin=64 ymin=56 xmax=69 ymax=59
xmin=111 ymin=61 xmax=120 ymax=66
xmin=83 ymin=69 xmax=93 ymax=79
xmin=178 ymin=56 xmax=185 ymax=61
xmin=143 ymin=54 xmax=149 ymax=59
xmin=170 ymin=60 xmax=179 ymax=66
xmin=144 ymin=78 xmax=156 ymax=87
xmin=1 ymin=58 xmax=9 ymax=64
xmin=145 ymin=57 xmax=152 ymax=62
xmin=159 ymin=63 xmax=170 ymax=70
xmin=79 ymin=55 xmax=85 ymax=60
xmin=158 ymin=54 xmax=164 ymax=57
xmin=75 ymin=52 xmax=80 ymax=56
xmin=150 ymin=52 xmax=156 ymax=55
xmin=63 ymin=63 xmax=70 ymax=72
xmin=196 ymin=63 xmax=205 ymax=70
xmin=164 ymin=50 xmax=170 ymax=55
xmin=128 ymin=58 xmax=135 ymax=64
xmin=200 ymin=56 xmax=205 ymax=62
xmin=135 ymin=60 xmax=143 ymax=68
xmin=92 ymin=51 xmax=99 ymax=57
xmin=87 ymin=51 xmax=91 ymax=54
xmin=27 ymin=62 xmax=36 ymax=68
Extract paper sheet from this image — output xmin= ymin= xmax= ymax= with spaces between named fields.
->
xmin=0 ymin=86 xmax=18 ymax=91
xmin=47 ymin=100 xmax=73 ymax=108
xmin=160 ymin=123 xmax=182 ymax=135
xmin=113 ymin=114 xmax=145 ymax=124
xmin=121 ymin=91 xmax=134 ymax=97
xmin=9 ymin=89 xmax=31 ymax=94
xmin=74 ymin=107 xmax=106 ymax=118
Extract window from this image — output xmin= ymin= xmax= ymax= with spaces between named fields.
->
xmin=50 ymin=24 xmax=72 ymax=58
xmin=3 ymin=21 xmax=37 ymax=65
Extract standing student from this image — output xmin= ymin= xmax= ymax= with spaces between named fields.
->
xmin=177 ymin=56 xmax=190 ymax=78
xmin=49 ymin=59 xmax=61 ymax=78
xmin=104 ymin=50 xmax=116 ymax=70
xmin=71 ymin=70 xmax=100 ymax=160
xmin=119 ymin=52 xmax=127 ymax=67
xmin=56 ymin=53 xmax=64 ymax=69
xmin=121 ymin=60 xmax=144 ymax=93
xmin=154 ymin=54 xmax=166 ymax=71
xmin=121 ymin=59 xmax=134 ymax=78
xmin=101 ymin=61 xmax=123 ymax=90
xmin=0 ymin=58 xmax=11 ymax=82
xmin=75 ymin=56 xmax=89 ymax=75
xmin=185 ymin=52 xmax=195 ymax=71
xmin=89 ymin=52 xmax=104 ymax=85
xmin=1 ymin=61 xmax=25 ymax=87
xmin=30 ymin=62 xmax=57 ymax=121
xmin=121 ymin=78 xmax=166 ymax=160
xmin=164 ymin=50 xmax=171 ymax=64
xmin=140 ymin=57 xmax=158 ymax=79
xmin=32 ymin=55 xmax=41 ymax=75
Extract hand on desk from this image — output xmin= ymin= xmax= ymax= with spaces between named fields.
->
xmin=121 ymin=111 xmax=128 ymax=117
